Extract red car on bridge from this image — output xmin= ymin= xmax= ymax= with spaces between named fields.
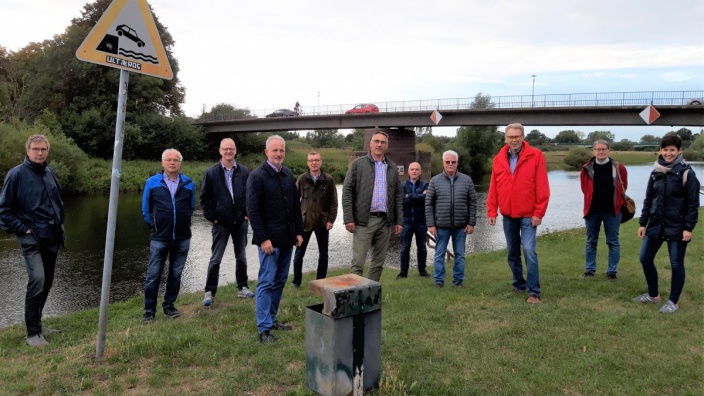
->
xmin=345 ymin=103 xmax=380 ymax=114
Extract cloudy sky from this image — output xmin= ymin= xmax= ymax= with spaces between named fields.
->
xmin=3 ymin=0 xmax=703 ymax=140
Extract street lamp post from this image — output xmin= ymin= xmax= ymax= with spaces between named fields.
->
xmin=317 ymin=91 xmax=320 ymax=115
xmin=531 ymin=75 xmax=536 ymax=107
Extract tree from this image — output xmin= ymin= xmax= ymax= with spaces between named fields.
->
xmin=453 ymin=93 xmax=500 ymax=182
xmin=563 ymin=148 xmax=591 ymax=169
xmin=345 ymin=129 xmax=366 ymax=150
xmin=305 ymin=129 xmax=344 ymax=148
xmin=611 ymin=139 xmax=635 ymax=151
xmin=585 ymin=130 xmax=615 ymax=144
xmin=525 ymin=129 xmax=550 ymax=146
xmin=554 ymin=130 xmax=582 ymax=144
xmin=201 ymin=103 xmax=255 ymax=121
xmin=640 ymin=134 xmax=660 ymax=144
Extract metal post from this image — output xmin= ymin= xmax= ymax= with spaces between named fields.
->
xmin=96 ymin=69 xmax=129 ymax=359
xmin=531 ymin=75 xmax=536 ymax=107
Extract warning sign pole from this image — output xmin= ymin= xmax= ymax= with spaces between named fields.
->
xmin=95 ymin=69 xmax=130 ymax=359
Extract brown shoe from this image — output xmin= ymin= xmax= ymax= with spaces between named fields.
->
xmin=526 ymin=295 xmax=541 ymax=304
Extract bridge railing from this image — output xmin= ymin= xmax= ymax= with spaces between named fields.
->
xmin=197 ymin=90 xmax=703 ymax=122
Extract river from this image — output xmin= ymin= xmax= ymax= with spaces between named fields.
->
xmin=0 ymin=163 xmax=702 ymax=327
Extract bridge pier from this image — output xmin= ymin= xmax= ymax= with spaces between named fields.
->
xmin=351 ymin=128 xmax=432 ymax=181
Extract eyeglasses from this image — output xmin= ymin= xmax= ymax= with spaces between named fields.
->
xmin=163 ymin=158 xmax=181 ymax=163
xmin=445 ymin=161 xmax=457 ymax=164
xmin=505 ymin=135 xmax=523 ymax=141
xmin=30 ymin=148 xmax=48 ymax=153
xmin=594 ymin=148 xmax=609 ymax=152
xmin=220 ymin=147 xmax=236 ymax=152
xmin=371 ymin=139 xmax=388 ymax=145
xmin=307 ymin=159 xmax=321 ymax=163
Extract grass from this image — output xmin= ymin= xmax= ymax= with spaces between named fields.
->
xmin=542 ymin=150 xmax=656 ymax=171
xmin=0 ymin=210 xmax=701 ymax=395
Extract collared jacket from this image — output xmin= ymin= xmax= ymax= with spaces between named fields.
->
xmin=403 ymin=178 xmax=428 ymax=225
xmin=200 ymin=161 xmax=249 ymax=227
xmin=142 ymin=172 xmax=196 ymax=241
xmin=639 ymin=159 xmax=699 ymax=239
xmin=297 ymin=171 xmax=338 ymax=232
xmin=580 ymin=157 xmax=628 ymax=217
xmin=342 ymin=153 xmax=403 ymax=227
xmin=0 ymin=157 xmax=65 ymax=251
xmin=487 ymin=141 xmax=550 ymax=219
xmin=425 ymin=171 xmax=477 ymax=229
xmin=246 ymin=161 xmax=304 ymax=248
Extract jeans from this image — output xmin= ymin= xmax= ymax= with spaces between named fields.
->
xmin=19 ymin=233 xmax=58 ymax=337
xmin=432 ymin=227 xmax=466 ymax=285
xmin=584 ymin=211 xmax=622 ymax=274
xmin=255 ymin=245 xmax=293 ymax=333
xmin=350 ymin=216 xmax=391 ymax=282
xmin=639 ymin=235 xmax=688 ymax=304
xmin=503 ymin=217 xmax=541 ymax=296
xmin=204 ymin=221 xmax=249 ymax=294
xmin=144 ymin=239 xmax=190 ymax=313
xmin=292 ymin=228 xmax=329 ymax=286
xmin=400 ymin=223 xmax=428 ymax=275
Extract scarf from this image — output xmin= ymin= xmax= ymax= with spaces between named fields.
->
xmin=653 ymin=153 xmax=685 ymax=174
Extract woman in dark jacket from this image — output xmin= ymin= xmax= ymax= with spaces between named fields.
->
xmin=633 ymin=135 xmax=700 ymax=313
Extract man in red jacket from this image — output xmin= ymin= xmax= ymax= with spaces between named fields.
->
xmin=487 ymin=123 xmax=550 ymax=303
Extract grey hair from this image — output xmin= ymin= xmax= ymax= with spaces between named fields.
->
xmin=266 ymin=135 xmax=286 ymax=149
xmin=442 ymin=150 xmax=459 ymax=161
xmin=26 ymin=134 xmax=50 ymax=151
xmin=592 ymin=139 xmax=610 ymax=149
xmin=161 ymin=148 xmax=183 ymax=162
xmin=505 ymin=123 xmax=525 ymax=134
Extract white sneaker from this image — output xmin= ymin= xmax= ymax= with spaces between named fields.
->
xmin=26 ymin=334 xmax=49 ymax=347
xmin=202 ymin=291 xmax=213 ymax=306
xmin=632 ymin=293 xmax=661 ymax=304
xmin=659 ymin=300 xmax=679 ymax=313
xmin=238 ymin=286 xmax=254 ymax=298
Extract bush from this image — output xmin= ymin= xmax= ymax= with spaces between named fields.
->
xmin=563 ymin=148 xmax=592 ymax=169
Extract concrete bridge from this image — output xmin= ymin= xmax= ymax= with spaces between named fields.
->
xmin=195 ymin=91 xmax=704 ymax=134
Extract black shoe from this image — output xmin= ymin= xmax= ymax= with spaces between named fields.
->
xmin=259 ymin=331 xmax=277 ymax=344
xmin=141 ymin=312 xmax=155 ymax=325
xmin=435 ymin=283 xmax=444 ymax=288
xmin=419 ymin=271 xmax=430 ymax=277
xmin=396 ymin=273 xmax=407 ymax=280
xmin=607 ymin=273 xmax=618 ymax=281
xmin=272 ymin=321 xmax=293 ymax=331
xmin=292 ymin=283 xmax=300 ymax=289
xmin=581 ymin=272 xmax=595 ymax=279
xmin=454 ymin=282 xmax=464 ymax=287
xmin=163 ymin=307 xmax=180 ymax=318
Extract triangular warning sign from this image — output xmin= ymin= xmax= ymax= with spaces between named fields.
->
xmin=639 ymin=105 xmax=661 ymax=125
xmin=430 ymin=110 xmax=443 ymax=125
xmin=75 ymin=0 xmax=173 ymax=80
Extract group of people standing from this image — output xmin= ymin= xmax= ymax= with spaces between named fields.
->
xmin=0 ymin=124 xmax=698 ymax=347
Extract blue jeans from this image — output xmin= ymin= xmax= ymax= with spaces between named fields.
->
xmin=584 ymin=212 xmax=622 ymax=274
xmin=639 ymin=235 xmax=688 ymax=304
xmin=292 ymin=228 xmax=330 ymax=286
xmin=144 ymin=239 xmax=190 ymax=313
xmin=400 ymin=223 xmax=428 ymax=275
xmin=18 ymin=233 xmax=58 ymax=337
xmin=256 ymin=245 xmax=293 ymax=333
xmin=204 ymin=221 xmax=249 ymax=294
xmin=432 ymin=228 xmax=466 ymax=285
xmin=503 ymin=217 xmax=541 ymax=296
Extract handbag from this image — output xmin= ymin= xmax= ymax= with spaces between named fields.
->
xmin=615 ymin=161 xmax=635 ymax=223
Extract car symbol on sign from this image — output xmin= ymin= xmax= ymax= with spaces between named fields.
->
xmin=116 ymin=24 xmax=145 ymax=47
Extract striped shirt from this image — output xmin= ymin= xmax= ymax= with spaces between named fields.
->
xmin=370 ymin=159 xmax=388 ymax=212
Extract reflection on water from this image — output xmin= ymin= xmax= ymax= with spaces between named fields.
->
xmin=0 ymin=163 xmax=701 ymax=327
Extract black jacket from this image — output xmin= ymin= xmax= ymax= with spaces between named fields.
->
xmin=402 ymin=178 xmax=428 ymax=224
xmin=639 ymin=160 xmax=700 ymax=239
xmin=0 ymin=157 xmax=65 ymax=251
xmin=246 ymin=161 xmax=304 ymax=248
xmin=200 ymin=162 xmax=249 ymax=227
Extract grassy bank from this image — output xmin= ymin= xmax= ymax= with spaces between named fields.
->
xmin=0 ymin=209 xmax=701 ymax=395
xmin=542 ymin=150 xmax=657 ymax=171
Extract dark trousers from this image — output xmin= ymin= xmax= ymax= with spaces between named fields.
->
xmin=292 ymin=228 xmax=330 ymax=286
xmin=399 ymin=223 xmax=428 ymax=275
xmin=205 ymin=221 xmax=249 ymax=294
xmin=19 ymin=233 xmax=58 ymax=337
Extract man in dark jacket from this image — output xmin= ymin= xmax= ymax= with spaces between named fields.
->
xmin=398 ymin=162 xmax=430 ymax=279
xmin=200 ymin=138 xmax=253 ymax=306
xmin=140 ymin=149 xmax=195 ymax=324
xmin=247 ymin=135 xmax=303 ymax=344
xmin=0 ymin=135 xmax=65 ymax=347
xmin=426 ymin=150 xmax=477 ymax=287
xmin=342 ymin=130 xmax=403 ymax=282
xmin=291 ymin=151 xmax=338 ymax=288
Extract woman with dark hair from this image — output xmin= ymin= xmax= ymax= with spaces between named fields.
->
xmin=633 ymin=135 xmax=700 ymax=313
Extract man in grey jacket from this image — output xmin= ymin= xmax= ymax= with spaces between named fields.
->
xmin=342 ymin=130 xmax=403 ymax=282
xmin=425 ymin=150 xmax=477 ymax=287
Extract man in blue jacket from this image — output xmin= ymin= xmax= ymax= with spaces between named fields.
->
xmin=141 ymin=149 xmax=195 ymax=324
xmin=0 ymin=135 xmax=65 ymax=347
xmin=247 ymin=135 xmax=303 ymax=344
xmin=398 ymin=162 xmax=430 ymax=279
xmin=200 ymin=138 xmax=253 ymax=306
